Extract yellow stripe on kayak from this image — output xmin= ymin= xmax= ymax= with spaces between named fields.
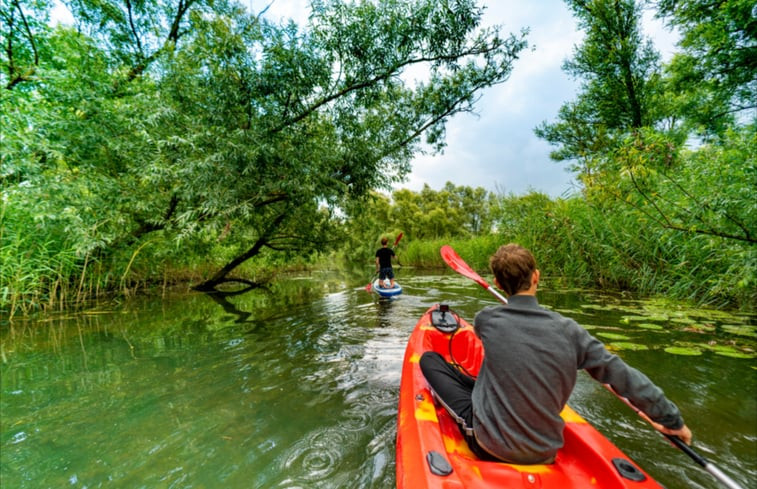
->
xmin=560 ymin=405 xmax=588 ymax=424
xmin=415 ymin=396 xmax=438 ymax=423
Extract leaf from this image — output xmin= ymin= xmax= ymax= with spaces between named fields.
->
xmin=721 ymin=325 xmax=757 ymax=338
xmin=635 ymin=323 xmax=665 ymax=330
xmin=664 ymin=346 xmax=702 ymax=356
xmin=609 ymin=342 xmax=649 ymax=351
xmin=596 ymin=332 xmax=631 ymax=341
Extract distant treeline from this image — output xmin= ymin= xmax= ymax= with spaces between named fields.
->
xmin=342 ymin=184 xmax=755 ymax=308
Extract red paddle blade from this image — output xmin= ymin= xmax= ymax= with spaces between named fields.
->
xmin=440 ymin=245 xmax=490 ymax=289
xmin=365 ymin=282 xmax=372 ymax=291
xmin=394 ymin=232 xmax=404 ymax=247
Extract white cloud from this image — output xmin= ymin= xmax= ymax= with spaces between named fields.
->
xmin=51 ymin=2 xmax=74 ymax=25
xmin=394 ymin=0 xmax=679 ymax=198
xmin=396 ymin=0 xmax=581 ymax=197
xmin=259 ymin=0 xmax=311 ymax=24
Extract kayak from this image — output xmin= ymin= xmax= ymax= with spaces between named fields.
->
xmin=396 ymin=304 xmax=664 ymax=489
xmin=372 ymin=279 xmax=402 ymax=297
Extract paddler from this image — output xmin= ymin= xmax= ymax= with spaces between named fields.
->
xmin=420 ymin=243 xmax=692 ymax=464
xmin=375 ymin=236 xmax=397 ymax=289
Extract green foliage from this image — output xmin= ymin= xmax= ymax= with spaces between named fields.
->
xmin=1 ymin=0 xmax=54 ymax=89
xmin=342 ymin=185 xmax=755 ymax=308
xmin=390 ymin=183 xmax=497 ymax=239
xmin=2 ymin=0 xmax=527 ymax=312
xmin=3 ymin=0 xmax=754 ymax=316
xmin=535 ymin=0 xmax=664 ymax=179
xmin=606 ymin=126 xmax=757 ymax=244
xmin=339 ymin=182 xmax=498 ymax=264
xmin=656 ymin=0 xmax=757 ymax=134
xmin=528 ymin=0 xmax=755 ymax=309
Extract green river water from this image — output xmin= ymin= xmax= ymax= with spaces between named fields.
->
xmin=1 ymin=270 xmax=755 ymax=489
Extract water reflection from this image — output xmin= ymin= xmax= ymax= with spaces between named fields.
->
xmin=1 ymin=271 xmax=755 ymax=489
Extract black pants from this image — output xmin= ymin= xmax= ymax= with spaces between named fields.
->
xmin=419 ymin=351 xmax=501 ymax=461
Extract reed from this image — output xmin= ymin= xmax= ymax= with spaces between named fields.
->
xmin=377 ymin=194 xmax=754 ymax=309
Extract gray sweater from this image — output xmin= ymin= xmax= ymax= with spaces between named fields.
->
xmin=471 ymin=295 xmax=683 ymax=464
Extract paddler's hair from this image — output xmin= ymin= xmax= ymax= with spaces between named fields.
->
xmin=381 ymin=237 xmax=388 ymax=245
xmin=490 ymin=244 xmax=537 ymax=296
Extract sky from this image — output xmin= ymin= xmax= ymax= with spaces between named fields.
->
xmin=52 ymin=0 xmax=678 ymax=198
xmin=258 ymin=0 xmax=679 ymax=198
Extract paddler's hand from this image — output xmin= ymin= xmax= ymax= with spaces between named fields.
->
xmin=637 ymin=410 xmax=693 ymax=445
xmin=660 ymin=424 xmax=692 ymax=445
xmin=649 ymin=418 xmax=693 ymax=445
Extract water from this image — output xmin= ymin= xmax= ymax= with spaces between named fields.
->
xmin=1 ymin=270 xmax=755 ymax=489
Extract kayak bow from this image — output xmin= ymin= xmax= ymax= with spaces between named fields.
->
xmin=396 ymin=304 xmax=664 ymax=489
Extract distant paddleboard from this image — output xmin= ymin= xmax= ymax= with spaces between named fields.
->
xmin=372 ymin=279 xmax=402 ymax=297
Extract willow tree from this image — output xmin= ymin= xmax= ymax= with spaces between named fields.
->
xmin=655 ymin=0 xmax=757 ymax=135
xmin=533 ymin=0 xmax=755 ymax=249
xmin=534 ymin=0 xmax=664 ymax=185
xmin=152 ymin=0 xmax=527 ymax=290
xmin=2 ymin=0 xmax=528 ymax=303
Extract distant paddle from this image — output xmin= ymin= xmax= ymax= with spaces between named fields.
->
xmin=441 ymin=243 xmax=744 ymax=489
xmin=366 ymin=233 xmax=404 ymax=291
xmin=364 ymin=272 xmax=378 ymax=292
xmin=393 ymin=232 xmax=403 ymax=266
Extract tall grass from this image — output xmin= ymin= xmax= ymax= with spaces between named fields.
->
xmin=0 ymin=234 xmax=78 ymax=318
xmin=3 ymin=189 xmax=754 ymax=316
xmin=381 ymin=195 xmax=755 ymax=309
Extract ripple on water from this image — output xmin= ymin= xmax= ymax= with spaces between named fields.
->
xmin=278 ymin=427 xmax=352 ymax=485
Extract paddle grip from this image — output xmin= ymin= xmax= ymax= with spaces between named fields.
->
xmin=665 ymin=435 xmax=706 ymax=467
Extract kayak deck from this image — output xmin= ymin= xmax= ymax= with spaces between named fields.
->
xmin=396 ymin=304 xmax=663 ymax=489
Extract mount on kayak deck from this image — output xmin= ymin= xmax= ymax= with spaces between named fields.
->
xmin=396 ymin=304 xmax=663 ymax=489
xmin=372 ymin=278 xmax=402 ymax=297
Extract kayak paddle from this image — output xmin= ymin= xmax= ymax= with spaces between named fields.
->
xmin=366 ymin=233 xmax=404 ymax=291
xmin=439 ymin=245 xmax=507 ymax=304
xmin=605 ymin=385 xmax=744 ymax=489
xmin=440 ymin=244 xmax=744 ymax=489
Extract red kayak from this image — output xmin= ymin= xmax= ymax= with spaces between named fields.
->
xmin=396 ymin=304 xmax=664 ymax=489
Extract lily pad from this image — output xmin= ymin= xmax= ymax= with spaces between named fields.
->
xmin=620 ymin=315 xmax=648 ymax=324
xmin=699 ymin=344 xmax=757 ymax=359
xmin=700 ymin=344 xmax=736 ymax=353
xmin=581 ymin=304 xmax=615 ymax=311
xmin=681 ymin=324 xmax=716 ymax=333
xmin=609 ymin=342 xmax=649 ymax=351
xmin=555 ymin=309 xmax=583 ymax=315
xmin=643 ymin=314 xmax=669 ymax=322
xmin=721 ymin=325 xmax=757 ymax=338
xmin=664 ymin=346 xmax=703 ymax=356
xmin=714 ymin=351 xmax=757 ymax=359
xmin=596 ymin=332 xmax=631 ymax=341
xmin=635 ymin=323 xmax=665 ymax=331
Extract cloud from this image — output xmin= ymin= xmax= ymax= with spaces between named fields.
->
xmin=399 ymin=0 xmax=582 ymax=197
xmin=395 ymin=0 xmax=679 ymax=198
